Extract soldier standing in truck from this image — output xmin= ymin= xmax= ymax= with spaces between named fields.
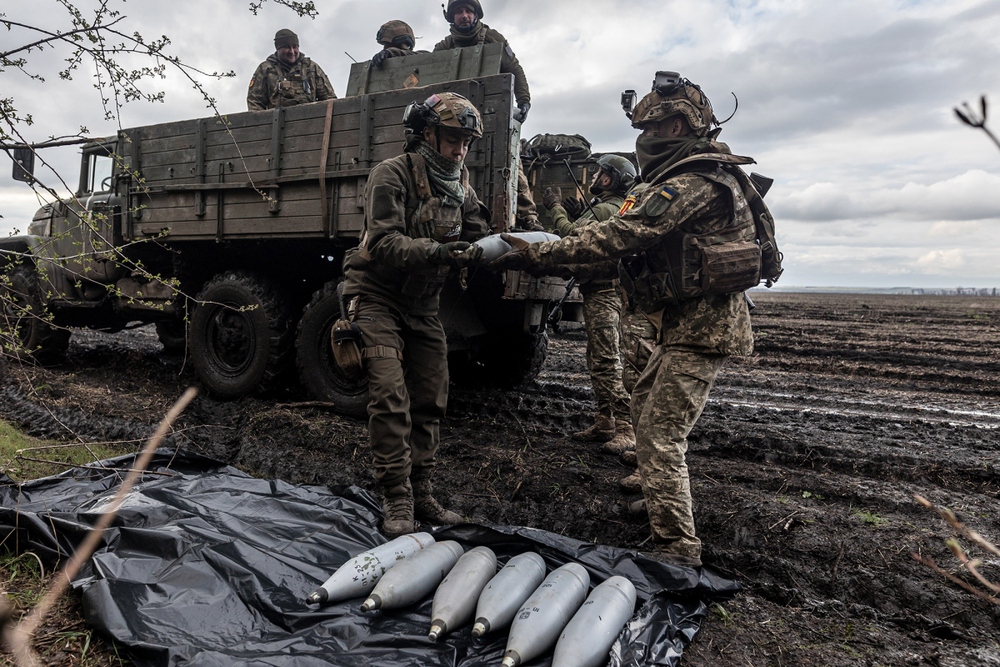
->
xmin=247 ymin=29 xmax=336 ymax=111
xmin=434 ymin=0 xmax=540 ymax=230
xmin=342 ymin=93 xmax=489 ymax=538
xmin=371 ymin=20 xmax=427 ymax=68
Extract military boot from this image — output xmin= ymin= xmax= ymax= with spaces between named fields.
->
xmin=620 ymin=449 xmax=637 ymax=466
xmin=412 ymin=475 xmax=463 ymax=526
xmin=572 ymin=414 xmax=615 ymax=443
xmin=601 ymin=420 xmax=636 ymax=455
xmin=619 ymin=471 xmax=643 ymax=494
xmin=381 ymin=479 xmax=416 ymax=538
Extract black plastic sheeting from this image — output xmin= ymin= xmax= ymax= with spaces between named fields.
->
xmin=0 ymin=451 xmax=740 ymax=666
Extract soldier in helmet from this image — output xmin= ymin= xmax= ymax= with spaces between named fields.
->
xmin=492 ymin=72 xmax=772 ymax=567
xmin=434 ymin=0 xmax=540 ymax=230
xmin=247 ymin=29 xmax=336 ymax=111
xmin=541 ymin=155 xmax=639 ymax=457
xmin=342 ymin=92 xmax=490 ymax=538
xmin=371 ymin=20 xmax=427 ymax=68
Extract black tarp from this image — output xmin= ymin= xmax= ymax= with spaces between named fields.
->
xmin=0 ymin=451 xmax=739 ymax=666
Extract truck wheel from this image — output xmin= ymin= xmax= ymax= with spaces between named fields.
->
xmin=1 ymin=264 xmax=71 ymax=361
xmin=189 ymin=271 xmax=293 ymax=399
xmin=477 ymin=331 xmax=548 ymax=387
xmin=295 ymin=281 xmax=369 ymax=418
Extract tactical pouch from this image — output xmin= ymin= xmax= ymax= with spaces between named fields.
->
xmin=699 ymin=239 xmax=762 ymax=294
xmin=330 ymin=320 xmax=364 ymax=379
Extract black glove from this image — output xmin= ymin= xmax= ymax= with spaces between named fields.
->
xmin=562 ymin=197 xmax=585 ymax=219
xmin=542 ymin=186 xmax=562 ymax=210
xmin=513 ymin=101 xmax=531 ymax=123
xmin=433 ymin=241 xmax=483 ymax=268
xmin=372 ymin=50 xmax=389 ymax=68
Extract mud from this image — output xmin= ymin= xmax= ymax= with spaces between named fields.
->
xmin=1 ymin=292 xmax=999 ymax=666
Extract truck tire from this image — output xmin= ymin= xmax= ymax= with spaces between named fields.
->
xmin=189 ymin=271 xmax=293 ymax=399
xmin=295 ymin=281 xmax=369 ymax=418
xmin=477 ymin=331 xmax=548 ymax=387
xmin=2 ymin=264 xmax=71 ymax=361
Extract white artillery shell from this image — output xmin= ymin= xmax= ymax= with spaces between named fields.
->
xmin=428 ymin=546 xmax=498 ymax=641
xmin=552 ymin=575 xmax=637 ymax=667
xmin=471 ymin=551 xmax=547 ymax=638
xmin=474 ymin=231 xmax=560 ymax=263
xmin=307 ymin=532 xmax=435 ymax=605
xmin=361 ymin=540 xmax=465 ymax=611
xmin=500 ymin=562 xmax=591 ymax=667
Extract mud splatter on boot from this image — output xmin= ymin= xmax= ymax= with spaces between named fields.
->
xmin=602 ymin=420 xmax=636 ymax=455
xmin=381 ymin=479 xmax=416 ymax=538
xmin=412 ymin=475 xmax=463 ymax=525
xmin=572 ymin=414 xmax=615 ymax=443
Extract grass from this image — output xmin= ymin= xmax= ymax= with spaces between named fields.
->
xmin=0 ymin=421 xmax=131 ymax=665
xmin=0 ymin=419 xmax=133 ymax=483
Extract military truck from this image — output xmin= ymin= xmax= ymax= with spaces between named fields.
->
xmin=0 ymin=45 xmax=567 ymax=416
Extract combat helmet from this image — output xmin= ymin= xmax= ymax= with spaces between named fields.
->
xmin=403 ymin=92 xmax=484 ymax=139
xmin=629 ymin=71 xmax=718 ymax=136
xmin=376 ymin=20 xmax=415 ymax=49
xmin=595 ymin=154 xmax=638 ymax=195
xmin=443 ymin=0 xmax=484 ymax=22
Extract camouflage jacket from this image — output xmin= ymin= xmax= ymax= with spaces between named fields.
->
xmin=433 ymin=24 xmax=530 ymax=105
xmin=343 ymin=148 xmax=490 ymax=316
xmin=550 ymin=191 xmax=623 ymax=290
xmin=246 ymin=54 xmax=336 ymax=111
xmin=526 ymin=167 xmax=754 ymax=356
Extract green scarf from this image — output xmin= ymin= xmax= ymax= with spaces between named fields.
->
xmin=449 ymin=21 xmax=484 ymax=46
xmin=415 ymin=140 xmax=466 ymax=208
xmin=635 ymin=135 xmax=709 ymax=184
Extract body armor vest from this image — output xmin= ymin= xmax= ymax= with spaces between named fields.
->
xmin=619 ymin=157 xmax=761 ymax=314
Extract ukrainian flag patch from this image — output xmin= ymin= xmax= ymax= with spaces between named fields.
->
xmin=642 ymin=185 xmax=679 ymax=217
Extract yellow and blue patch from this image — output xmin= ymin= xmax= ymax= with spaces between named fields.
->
xmin=642 ymin=185 xmax=679 ymax=217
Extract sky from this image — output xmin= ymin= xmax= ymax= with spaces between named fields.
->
xmin=2 ymin=0 xmax=999 ymax=289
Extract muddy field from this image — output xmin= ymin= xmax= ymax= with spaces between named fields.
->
xmin=1 ymin=291 xmax=999 ymax=666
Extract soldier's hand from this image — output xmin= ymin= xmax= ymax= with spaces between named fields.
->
xmin=433 ymin=241 xmax=483 ymax=268
xmin=372 ymin=50 xmax=390 ymax=68
xmin=562 ymin=197 xmax=585 ymax=219
xmin=542 ymin=186 xmax=562 ymax=210
xmin=488 ymin=233 xmax=533 ymax=273
xmin=513 ymin=102 xmax=531 ymax=123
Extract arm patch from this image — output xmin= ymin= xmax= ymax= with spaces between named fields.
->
xmin=370 ymin=184 xmax=401 ymax=221
xmin=505 ymin=43 xmax=515 ymax=58
xmin=641 ymin=186 xmax=679 ymax=218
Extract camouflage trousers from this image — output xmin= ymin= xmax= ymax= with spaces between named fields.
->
xmin=631 ymin=346 xmax=727 ymax=559
xmin=582 ymin=287 xmax=631 ymax=422
xmin=355 ymin=299 xmax=448 ymax=489
xmin=619 ymin=301 xmax=657 ymax=395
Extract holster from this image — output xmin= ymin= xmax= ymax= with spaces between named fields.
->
xmin=330 ymin=320 xmax=365 ymax=379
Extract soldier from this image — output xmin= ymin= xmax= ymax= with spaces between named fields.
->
xmin=434 ymin=0 xmax=540 ymax=230
xmin=247 ymin=29 xmax=336 ymax=111
xmin=342 ymin=93 xmax=489 ymax=538
xmin=492 ymin=73 xmax=771 ymax=567
xmin=371 ymin=20 xmax=425 ymax=68
xmin=541 ymin=155 xmax=638 ymax=456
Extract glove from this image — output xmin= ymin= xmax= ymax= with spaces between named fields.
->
xmin=433 ymin=241 xmax=484 ymax=268
xmin=562 ymin=197 xmax=585 ymax=219
xmin=372 ymin=50 xmax=389 ymax=68
xmin=513 ymin=101 xmax=531 ymax=123
xmin=489 ymin=233 xmax=534 ymax=272
xmin=542 ymin=186 xmax=562 ymax=210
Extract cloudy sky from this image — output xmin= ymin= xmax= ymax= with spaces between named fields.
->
xmin=3 ymin=0 xmax=999 ymax=289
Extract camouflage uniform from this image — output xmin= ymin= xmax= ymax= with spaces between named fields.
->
xmin=507 ymin=153 xmax=756 ymax=560
xmin=343 ymin=138 xmax=490 ymax=491
xmin=550 ymin=192 xmax=631 ymax=432
xmin=434 ymin=24 xmax=538 ymax=227
xmin=246 ymin=54 xmax=336 ymax=111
